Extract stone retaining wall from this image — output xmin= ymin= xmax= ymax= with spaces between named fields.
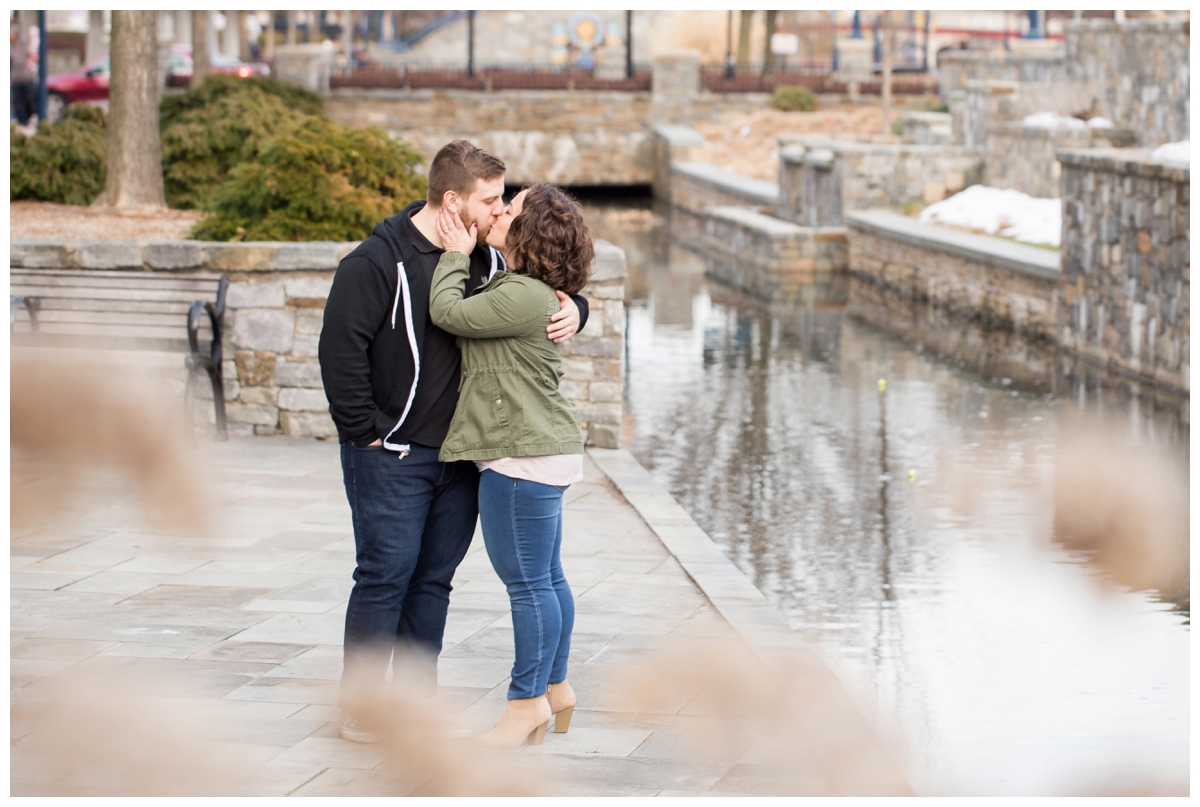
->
xmin=651 ymin=125 xmax=707 ymax=203
xmin=1057 ymin=149 xmax=1189 ymax=392
xmin=327 ymin=89 xmax=655 ymax=187
xmin=777 ymin=137 xmax=982 ymax=226
xmin=669 ymin=162 xmax=779 ymax=217
xmin=1065 ymin=18 xmax=1190 ymax=149
xmin=672 ymin=205 xmax=847 ymax=303
xmin=938 ymin=49 xmax=1067 ymax=103
xmin=899 ymin=111 xmax=952 ymax=145
xmin=944 ymin=19 xmax=1189 ymax=149
xmin=983 ymin=122 xmax=1136 ymax=199
xmin=845 ymin=210 xmax=1060 ymax=337
xmin=10 ymin=238 xmax=629 ymax=445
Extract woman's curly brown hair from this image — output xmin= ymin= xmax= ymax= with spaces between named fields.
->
xmin=505 ymin=183 xmax=594 ymax=296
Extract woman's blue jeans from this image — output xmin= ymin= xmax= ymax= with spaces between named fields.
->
xmin=478 ymin=469 xmax=574 ymax=700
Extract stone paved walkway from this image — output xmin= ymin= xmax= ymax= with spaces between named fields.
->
xmin=12 ymin=436 xmax=908 ymax=796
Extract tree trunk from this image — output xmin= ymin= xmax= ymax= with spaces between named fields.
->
xmin=881 ymin=11 xmax=893 ymax=136
xmin=762 ymin=10 xmax=778 ymax=74
xmin=190 ymin=10 xmax=210 ymax=89
xmin=737 ymin=10 xmax=754 ymax=67
xmin=92 ymin=11 xmax=165 ymax=210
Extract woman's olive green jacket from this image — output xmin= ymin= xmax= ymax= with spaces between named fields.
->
xmin=429 ymin=251 xmax=583 ymax=463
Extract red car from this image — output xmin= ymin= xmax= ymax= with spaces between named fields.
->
xmin=46 ymin=44 xmax=270 ymax=122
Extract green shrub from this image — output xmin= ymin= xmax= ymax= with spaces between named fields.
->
xmin=772 ymin=85 xmax=817 ymax=113
xmin=12 ymin=73 xmax=429 ymax=242
xmin=160 ymin=74 xmax=325 ymax=210
xmin=191 ymin=118 xmax=427 ymax=242
xmin=9 ymin=104 xmax=107 ymax=205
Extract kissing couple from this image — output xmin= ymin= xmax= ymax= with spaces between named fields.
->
xmin=318 ymin=139 xmax=593 ymax=748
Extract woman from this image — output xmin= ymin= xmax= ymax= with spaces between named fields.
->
xmin=429 ymin=183 xmax=593 ymax=749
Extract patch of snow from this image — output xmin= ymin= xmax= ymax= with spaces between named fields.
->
xmin=1022 ymin=112 xmax=1085 ymax=130
xmin=1150 ymin=140 xmax=1189 ymax=164
xmin=1086 ymin=116 xmax=1114 ymax=129
xmin=918 ymin=185 xmax=1061 ymax=248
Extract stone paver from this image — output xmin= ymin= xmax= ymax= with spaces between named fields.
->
xmin=11 ymin=436 xmax=907 ymax=796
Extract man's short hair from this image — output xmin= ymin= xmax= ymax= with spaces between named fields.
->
xmin=427 ymin=140 xmax=506 ymax=206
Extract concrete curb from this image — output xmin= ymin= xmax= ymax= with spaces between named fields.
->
xmin=585 ymin=447 xmax=805 ymax=655
xmin=586 ymin=446 xmax=916 ymax=795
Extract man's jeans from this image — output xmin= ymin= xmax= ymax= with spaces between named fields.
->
xmin=340 ymin=443 xmax=478 ymax=694
xmin=477 ymin=469 xmax=573 ymax=700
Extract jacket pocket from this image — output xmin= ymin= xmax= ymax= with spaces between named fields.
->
xmin=445 ymin=368 xmax=512 ymax=453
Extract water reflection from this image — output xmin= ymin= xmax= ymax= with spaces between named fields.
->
xmin=586 ymin=201 xmax=1190 ymax=796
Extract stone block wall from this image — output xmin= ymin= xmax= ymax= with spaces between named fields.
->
xmin=938 ymin=49 xmax=1068 ymax=103
xmin=943 ymin=19 xmax=1189 ymax=149
xmin=669 ymin=162 xmax=779 ymax=217
xmin=777 ymin=136 xmax=983 ymax=226
xmin=1057 ymin=149 xmax=1189 ymax=392
xmin=557 ymin=241 xmax=628 ymax=449
xmin=983 ymin=123 xmax=1136 ymax=199
xmin=651 ymin=49 xmax=700 ymax=124
xmin=845 ymin=211 xmax=1061 ymax=338
xmin=10 ymin=238 xmax=629 ymax=445
xmin=326 ymin=89 xmax=656 ymax=186
xmin=652 ymin=124 xmax=707 ymax=203
xmin=672 ymin=205 xmax=847 ymax=303
xmin=900 ymin=111 xmax=952 ymax=145
xmin=1065 ymin=18 xmax=1190 ymax=148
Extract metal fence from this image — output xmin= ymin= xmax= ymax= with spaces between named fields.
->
xmin=330 ymin=63 xmax=653 ymax=92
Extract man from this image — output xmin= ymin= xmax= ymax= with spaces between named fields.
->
xmin=10 ymin=16 xmax=37 ymax=126
xmin=318 ymin=140 xmax=588 ymax=743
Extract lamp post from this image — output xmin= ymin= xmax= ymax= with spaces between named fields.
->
xmin=1026 ymin=10 xmax=1045 ymax=38
xmin=466 ymin=10 xmax=475 ymax=78
xmin=724 ymin=11 xmax=735 ymax=79
xmin=625 ymin=11 xmax=633 ymax=80
xmin=36 ymin=10 xmax=47 ymax=122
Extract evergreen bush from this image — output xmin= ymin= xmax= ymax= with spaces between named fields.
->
xmin=12 ymin=74 xmax=427 ymax=242
xmin=772 ymin=85 xmax=817 ymax=113
xmin=9 ymin=104 xmax=107 ymax=206
xmin=191 ymin=118 xmax=426 ymax=242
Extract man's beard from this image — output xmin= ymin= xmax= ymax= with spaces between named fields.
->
xmin=459 ymin=210 xmax=492 ymax=247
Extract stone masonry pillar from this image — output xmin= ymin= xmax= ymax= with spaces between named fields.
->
xmin=651 ymin=49 xmax=700 ymax=124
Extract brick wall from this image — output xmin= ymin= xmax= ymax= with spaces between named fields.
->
xmin=1057 ymin=149 xmax=1189 ymax=392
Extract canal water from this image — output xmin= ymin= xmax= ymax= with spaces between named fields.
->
xmin=584 ymin=200 xmax=1190 ymax=796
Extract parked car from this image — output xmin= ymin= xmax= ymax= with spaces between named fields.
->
xmin=164 ymin=45 xmax=271 ymax=88
xmin=45 ymin=44 xmax=270 ymax=122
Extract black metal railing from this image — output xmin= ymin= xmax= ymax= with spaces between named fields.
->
xmin=331 ymin=62 xmax=653 ymax=92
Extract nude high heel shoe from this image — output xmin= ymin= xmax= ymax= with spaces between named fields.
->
xmin=546 ymin=680 xmax=576 ymax=734
xmin=477 ymin=695 xmax=552 ymax=749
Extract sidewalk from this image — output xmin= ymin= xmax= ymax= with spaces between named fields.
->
xmin=11 ymin=436 xmax=909 ymax=796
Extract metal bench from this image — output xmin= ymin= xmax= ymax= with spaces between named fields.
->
xmin=10 ymin=269 xmax=231 ymax=440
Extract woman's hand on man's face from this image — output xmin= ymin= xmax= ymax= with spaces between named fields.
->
xmin=437 ymin=204 xmax=477 ymax=255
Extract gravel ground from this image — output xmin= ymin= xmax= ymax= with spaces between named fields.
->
xmin=10 ymin=201 xmax=204 ymax=241
xmin=691 ymin=103 xmax=898 ymax=181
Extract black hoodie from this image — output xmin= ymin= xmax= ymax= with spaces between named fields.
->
xmin=318 ymin=200 xmax=589 ymax=449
